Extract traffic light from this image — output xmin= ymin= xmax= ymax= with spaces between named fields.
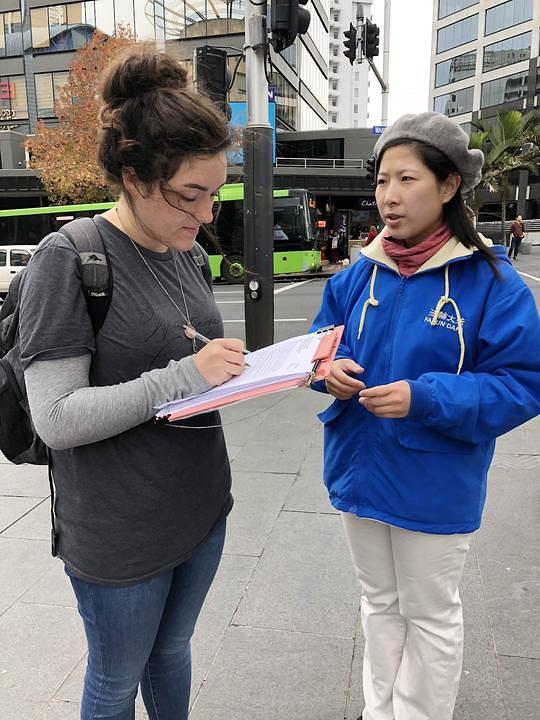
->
xmin=366 ymin=155 xmax=376 ymax=186
xmin=195 ymin=46 xmax=229 ymax=115
xmin=270 ymin=0 xmax=311 ymax=53
xmin=343 ymin=23 xmax=357 ymax=65
xmin=363 ymin=19 xmax=380 ymax=59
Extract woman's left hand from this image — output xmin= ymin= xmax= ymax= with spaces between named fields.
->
xmin=359 ymin=380 xmax=411 ymax=418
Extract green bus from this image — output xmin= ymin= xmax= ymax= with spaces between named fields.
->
xmin=0 ymin=184 xmax=321 ymax=283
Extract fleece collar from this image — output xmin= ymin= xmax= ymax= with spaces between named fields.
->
xmin=361 ymin=227 xmax=493 ymax=275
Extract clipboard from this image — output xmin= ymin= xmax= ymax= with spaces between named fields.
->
xmin=155 ymin=325 xmax=344 ymax=422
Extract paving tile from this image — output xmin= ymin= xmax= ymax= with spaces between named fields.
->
xmin=0 ymin=699 xmax=44 ymax=720
xmin=234 ymin=510 xmax=358 ymax=638
xmin=225 ymin=470 xmax=295 ymax=556
xmin=0 ymin=462 xmax=50 ymax=497
xmin=0 ymin=495 xmax=42 ymax=533
xmin=191 ymin=553 xmax=258 ymax=696
xmin=2 ymin=497 xmax=51 ymax=540
xmin=20 ymin=559 xmax=76 ymax=608
xmin=454 ymin=552 xmax=507 ymax=720
xmin=343 ymin=611 xmax=365 ymax=720
xmin=499 ymin=655 xmax=540 ymax=720
xmin=474 ymin=466 xmax=539 ymax=658
xmin=0 ymin=602 xmax=86 ymax=708
xmin=283 ymin=466 xmax=336 ymax=514
xmin=0 ymin=537 xmax=56 ymax=616
xmin=189 ymin=625 xmax=353 ymax=720
xmin=495 ymin=416 xmax=540 ymax=456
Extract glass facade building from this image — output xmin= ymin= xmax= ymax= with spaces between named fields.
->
xmin=0 ymin=0 xmax=328 ymax=136
xmin=430 ymin=0 xmax=540 ymax=217
xmin=431 ymin=0 xmax=538 ymax=116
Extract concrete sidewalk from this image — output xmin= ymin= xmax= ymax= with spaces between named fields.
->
xmin=0 ymin=387 xmax=539 ymax=719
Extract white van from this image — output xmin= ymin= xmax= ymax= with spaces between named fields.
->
xmin=0 ymin=245 xmax=35 ymax=296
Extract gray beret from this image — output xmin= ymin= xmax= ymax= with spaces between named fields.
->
xmin=373 ymin=111 xmax=484 ymax=192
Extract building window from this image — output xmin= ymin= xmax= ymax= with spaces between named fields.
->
xmin=331 ymin=80 xmax=338 ymax=91
xmin=437 ymin=14 xmax=478 ymax=53
xmin=0 ymin=11 xmax=23 ymax=57
xmin=435 ymin=50 xmax=476 ymax=86
xmin=0 ymin=75 xmax=28 ymax=119
xmin=483 ymin=31 xmax=531 ymax=73
xmin=30 ymin=3 xmax=95 ymax=53
xmin=332 ymin=46 xmax=339 ymax=56
xmin=354 ymin=87 xmax=359 ymax=97
xmin=35 ymin=71 xmax=70 ymax=117
xmin=354 ymin=71 xmax=359 ymax=81
xmin=330 ymin=113 xmax=337 ymax=123
xmin=438 ymin=0 xmax=478 ymax=20
xmin=485 ymin=0 xmax=533 ymax=36
xmin=331 ymin=97 xmax=337 ymax=107
xmin=269 ymin=71 xmax=297 ymax=130
xmin=353 ymin=103 xmax=358 ymax=113
xmin=433 ymin=86 xmax=474 ymax=116
xmin=333 ymin=29 xmax=339 ymax=39
xmin=332 ymin=11 xmax=340 ymax=22
xmin=480 ymin=70 xmax=528 ymax=108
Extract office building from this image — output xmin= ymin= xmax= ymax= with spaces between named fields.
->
xmin=430 ymin=0 xmax=540 ymax=218
xmin=328 ymin=0 xmax=371 ymax=127
xmin=0 ymin=0 xmax=329 ymax=138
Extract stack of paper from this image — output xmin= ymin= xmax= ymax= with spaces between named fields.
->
xmin=155 ymin=326 xmax=343 ymax=422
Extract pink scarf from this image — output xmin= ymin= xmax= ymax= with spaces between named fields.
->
xmin=382 ymin=224 xmax=453 ymax=277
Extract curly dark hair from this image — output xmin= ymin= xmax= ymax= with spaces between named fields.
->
xmin=98 ymin=44 xmax=231 ymax=194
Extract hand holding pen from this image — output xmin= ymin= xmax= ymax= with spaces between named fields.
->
xmin=185 ymin=325 xmax=250 ymax=386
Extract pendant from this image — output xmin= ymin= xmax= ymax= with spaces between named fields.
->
xmin=183 ymin=323 xmax=198 ymax=353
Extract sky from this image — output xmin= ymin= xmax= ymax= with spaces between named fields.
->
xmin=369 ymin=0 xmax=435 ymax=125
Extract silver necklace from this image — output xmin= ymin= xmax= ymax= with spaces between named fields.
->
xmin=115 ymin=208 xmax=198 ymax=350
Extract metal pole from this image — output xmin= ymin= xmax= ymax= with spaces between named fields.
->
xmin=381 ymin=0 xmax=391 ymax=125
xmin=243 ymin=2 xmax=274 ymax=350
xmin=367 ymin=58 xmax=387 ymax=93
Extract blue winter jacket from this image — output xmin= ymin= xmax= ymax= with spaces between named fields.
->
xmin=310 ymin=234 xmax=540 ymax=534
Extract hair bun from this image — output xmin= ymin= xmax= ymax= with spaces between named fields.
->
xmin=102 ymin=47 xmax=188 ymax=104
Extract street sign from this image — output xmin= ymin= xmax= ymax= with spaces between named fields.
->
xmin=372 ymin=125 xmax=386 ymax=135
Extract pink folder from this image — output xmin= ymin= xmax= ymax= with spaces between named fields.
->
xmin=155 ymin=325 xmax=344 ymax=422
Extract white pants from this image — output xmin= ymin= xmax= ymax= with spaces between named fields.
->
xmin=342 ymin=514 xmax=472 ymax=720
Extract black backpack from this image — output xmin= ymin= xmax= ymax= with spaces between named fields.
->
xmin=0 ymin=217 xmax=111 ymax=465
xmin=0 ymin=217 xmax=209 ymax=466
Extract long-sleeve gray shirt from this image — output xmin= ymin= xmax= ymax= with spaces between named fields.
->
xmin=19 ymin=217 xmax=232 ymax=585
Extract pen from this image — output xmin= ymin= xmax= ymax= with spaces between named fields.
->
xmin=182 ymin=325 xmax=251 ymax=357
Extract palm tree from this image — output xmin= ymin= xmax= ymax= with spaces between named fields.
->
xmin=468 ymin=110 xmax=540 ymax=245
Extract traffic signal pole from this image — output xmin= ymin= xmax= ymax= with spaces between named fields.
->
xmin=243 ymin=1 xmax=274 ymax=350
xmin=381 ymin=0 xmax=391 ymax=126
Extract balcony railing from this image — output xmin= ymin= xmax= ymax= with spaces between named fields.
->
xmin=275 ymin=158 xmax=366 ymax=169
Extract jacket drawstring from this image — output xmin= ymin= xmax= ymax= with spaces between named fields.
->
xmin=357 ymin=265 xmax=379 ymax=340
xmin=431 ymin=264 xmax=465 ymax=374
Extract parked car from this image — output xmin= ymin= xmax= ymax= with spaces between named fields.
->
xmin=0 ymin=245 xmax=35 ymax=296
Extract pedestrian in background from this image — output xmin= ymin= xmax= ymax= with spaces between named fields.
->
xmin=365 ymin=224 xmax=378 ymax=245
xmin=508 ymin=214 xmax=525 ymax=260
xmin=19 ymin=46 xmax=247 ymax=720
xmin=310 ymin=112 xmax=540 ymax=720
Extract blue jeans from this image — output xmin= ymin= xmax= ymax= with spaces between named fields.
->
xmin=508 ymin=235 xmax=523 ymax=258
xmin=67 ymin=518 xmax=226 ymax=720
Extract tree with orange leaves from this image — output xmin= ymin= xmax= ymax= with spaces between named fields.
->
xmin=27 ymin=28 xmax=136 ymax=204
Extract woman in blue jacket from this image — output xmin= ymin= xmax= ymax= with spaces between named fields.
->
xmin=310 ymin=112 xmax=540 ymax=720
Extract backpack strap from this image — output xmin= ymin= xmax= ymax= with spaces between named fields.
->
xmin=58 ymin=217 xmax=112 ymax=335
xmin=188 ymin=240 xmax=213 ymax=290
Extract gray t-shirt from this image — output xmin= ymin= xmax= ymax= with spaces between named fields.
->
xmin=18 ymin=215 xmax=232 ymax=585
